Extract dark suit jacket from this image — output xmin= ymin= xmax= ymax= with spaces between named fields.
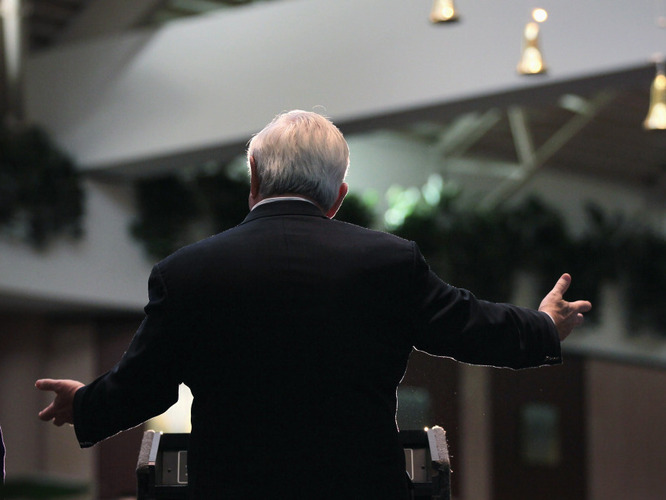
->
xmin=74 ymin=200 xmax=560 ymax=499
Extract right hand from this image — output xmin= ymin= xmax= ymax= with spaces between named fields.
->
xmin=35 ymin=378 xmax=85 ymax=426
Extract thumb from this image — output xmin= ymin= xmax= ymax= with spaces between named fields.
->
xmin=550 ymin=273 xmax=572 ymax=298
xmin=35 ymin=379 xmax=60 ymax=392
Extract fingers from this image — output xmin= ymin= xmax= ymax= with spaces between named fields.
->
xmin=547 ymin=274 xmax=592 ymax=314
xmin=36 ymin=379 xmax=59 ymax=422
xmin=570 ymin=299 xmax=592 ymax=314
xmin=38 ymin=400 xmax=66 ymax=425
xmin=52 ymin=416 xmax=68 ymax=427
xmin=38 ymin=403 xmax=56 ymax=421
xmin=39 ymin=407 xmax=71 ymax=426
xmin=571 ymin=312 xmax=586 ymax=332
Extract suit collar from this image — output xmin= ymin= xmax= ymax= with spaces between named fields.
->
xmin=241 ymin=199 xmax=327 ymax=224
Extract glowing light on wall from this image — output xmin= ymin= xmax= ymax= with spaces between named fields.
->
xmin=147 ymin=384 xmax=193 ymax=433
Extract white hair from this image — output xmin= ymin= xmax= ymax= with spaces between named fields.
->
xmin=247 ymin=110 xmax=350 ymax=210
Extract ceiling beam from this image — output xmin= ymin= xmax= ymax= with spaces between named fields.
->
xmin=166 ymin=0 xmax=237 ymax=15
xmin=478 ymin=90 xmax=618 ymax=210
xmin=54 ymin=0 xmax=168 ymax=44
xmin=434 ymin=109 xmax=503 ymax=159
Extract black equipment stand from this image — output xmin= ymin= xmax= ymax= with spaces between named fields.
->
xmin=136 ymin=429 xmax=451 ymax=500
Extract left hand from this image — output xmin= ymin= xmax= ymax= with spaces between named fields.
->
xmin=35 ymin=379 xmax=85 ymax=426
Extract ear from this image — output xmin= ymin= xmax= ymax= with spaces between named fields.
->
xmin=248 ymin=156 xmax=261 ymax=209
xmin=325 ymin=182 xmax=349 ymax=218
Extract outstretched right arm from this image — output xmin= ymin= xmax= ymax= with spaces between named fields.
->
xmin=538 ymin=273 xmax=592 ymax=341
xmin=36 ymin=378 xmax=85 ymax=427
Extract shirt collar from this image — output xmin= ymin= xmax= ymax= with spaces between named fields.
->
xmin=251 ymin=196 xmax=318 ymax=211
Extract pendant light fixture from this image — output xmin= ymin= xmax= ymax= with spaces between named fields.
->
xmin=517 ymin=8 xmax=548 ymax=75
xmin=644 ymin=61 xmax=666 ymax=130
xmin=430 ymin=0 xmax=460 ymax=24
xmin=644 ymin=4 xmax=666 ymax=130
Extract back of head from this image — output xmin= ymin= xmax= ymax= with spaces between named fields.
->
xmin=247 ymin=110 xmax=350 ymax=211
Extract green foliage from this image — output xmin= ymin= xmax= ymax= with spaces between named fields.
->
xmin=196 ymin=169 xmax=252 ymax=232
xmin=620 ymin=228 xmax=666 ymax=333
xmin=130 ymin=165 xmax=379 ymax=261
xmin=130 ymin=168 xmax=250 ymax=260
xmin=336 ymin=192 xmax=376 ymax=228
xmin=388 ymin=181 xmax=666 ymax=336
xmin=0 ymin=125 xmax=84 ymax=248
xmin=130 ymin=166 xmax=666 ymax=336
xmin=130 ymin=176 xmax=202 ymax=259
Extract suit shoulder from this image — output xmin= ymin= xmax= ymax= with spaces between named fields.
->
xmin=329 ymin=219 xmax=417 ymax=256
xmin=332 ymin=218 xmax=410 ymax=239
xmin=156 ymin=226 xmax=241 ymax=268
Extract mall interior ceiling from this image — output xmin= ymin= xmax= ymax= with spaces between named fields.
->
xmin=21 ymin=0 xmax=666 ymax=200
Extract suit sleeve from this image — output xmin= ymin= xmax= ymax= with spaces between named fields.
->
xmin=409 ymin=243 xmax=561 ymax=369
xmin=73 ymin=264 xmax=184 ymax=447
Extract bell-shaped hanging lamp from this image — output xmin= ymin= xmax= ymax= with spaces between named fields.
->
xmin=430 ymin=0 xmax=460 ymax=23
xmin=644 ymin=63 xmax=666 ymax=130
xmin=517 ymin=21 xmax=547 ymax=75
